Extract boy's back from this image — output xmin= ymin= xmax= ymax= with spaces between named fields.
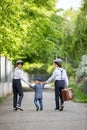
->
xmin=33 ymin=83 xmax=44 ymax=99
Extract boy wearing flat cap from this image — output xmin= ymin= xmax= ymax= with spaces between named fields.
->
xmin=44 ymin=58 xmax=68 ymax=111
xmin=12 ymin=60 xmax=29 ymax=111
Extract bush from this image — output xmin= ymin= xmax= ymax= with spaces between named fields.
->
xmin=76 ymin=55 xmax=87 ymax=80
xmin=69 ymin=82 xmax=87 ymax=103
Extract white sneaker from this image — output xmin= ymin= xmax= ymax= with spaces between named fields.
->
xmin=17 ymin=106 xmax=24 ymax=111
xmin=59 ymin=105 xmax=64 ymax=111
xmin=13 ymin=107 xmax=18 ymax=111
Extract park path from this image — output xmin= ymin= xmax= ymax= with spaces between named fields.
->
xmin=0 ymin=89 xmax=87 ymax=130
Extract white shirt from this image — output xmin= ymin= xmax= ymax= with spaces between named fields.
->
xmin=46 ymin=67 xmax=68 ymax=86
xmin=13 ymin=67 xmax=29 ymax=85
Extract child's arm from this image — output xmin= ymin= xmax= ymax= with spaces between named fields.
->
xmin=42 ymin=82 xmax=47 ymax=87
xmin=29 ymin=82 xmax=35 ymax=89
xmin=41 ymin=82 xmax=45 ymax=89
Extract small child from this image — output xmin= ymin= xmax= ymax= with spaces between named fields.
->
xmin=29 ymin=77 xmax=44 ymax=111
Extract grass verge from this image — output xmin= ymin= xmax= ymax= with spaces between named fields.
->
xmin=69 ymin=82 xmax=87 ymax=103
xmin=0 ymin=97 xmax=5 ymax=104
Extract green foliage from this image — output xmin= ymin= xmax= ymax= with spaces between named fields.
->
xmin=0 ymin=97 xmax=4 ymax=104
xmin=69 ymin=82 xmax=87 ymax=103
xmin=0 ymin=0 xmax=87 ymax=77
xmin=23 ymin=62 xmax=48 ymax=74
xmin=0 ymin=0 xmax=62 ymax=63
xmin=47 ymin=64 xmax=55 ymax=74
xmin=59 ymin=9 xmax=79 ymax=65
xmin=65 ymin=63 xmax=74 ymax=78
xmin=23 ymin=61 xmax=74 ymax=79
xmin=70 ymin=0 xmax=87 ymax=66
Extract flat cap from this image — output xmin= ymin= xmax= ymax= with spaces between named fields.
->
xmin=53 ymin=58 xmax=62 ymax=64
xmin=16 ymin=60 xmax=23 ymax=64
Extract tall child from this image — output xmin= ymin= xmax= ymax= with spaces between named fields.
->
xmin=12 ymin=60 xmax=29 ymax=111
xmin=44 ymin=58 xmax=68 ymax=111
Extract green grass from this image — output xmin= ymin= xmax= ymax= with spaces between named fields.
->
xmin=69 ymin=82 xmax=87 ymax=103
xmin=0 ymin=97 xmax=4 ymax=104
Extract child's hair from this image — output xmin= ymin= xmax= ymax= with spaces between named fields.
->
xmin=55 ymin=62 xmax=62 ymax=67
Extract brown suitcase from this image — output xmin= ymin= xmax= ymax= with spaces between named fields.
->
xmin=61 ymin=88 xmax=74 ymax=101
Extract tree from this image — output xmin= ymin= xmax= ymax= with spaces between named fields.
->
xmin=71 ymin=0 xmax=87 ymax=67
xmin=0 ymin=0 xmax=64 ymax=63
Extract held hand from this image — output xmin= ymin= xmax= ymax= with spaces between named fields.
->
xmin=28 ymin=82 xmax=31 ymax=87
xmin=43 ymin=82 xmax=47 ymax=85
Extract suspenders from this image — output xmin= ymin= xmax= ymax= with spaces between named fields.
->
xmin=57 ymin=68 xmax=63 ymax=80
xmin=57 ymin=68 xmax=65 ymax=87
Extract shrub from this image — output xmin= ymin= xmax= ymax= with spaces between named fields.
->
xmin=76 ymin=55 xmax=87 ymax=80
xmin=69 ymin=82 xmax=87 ymax=103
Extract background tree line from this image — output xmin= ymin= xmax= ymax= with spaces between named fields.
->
xmin=0 ymin=0 xmax=87 ymax=79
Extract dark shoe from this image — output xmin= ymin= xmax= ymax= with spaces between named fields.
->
xmin=17 ymin=106 xmax=24 ymax=111
xmin=40 ymin=108 xmax=43 ymax=111
xmin=54 ymin=108 xmax=59 ymax=110
xmin=59 ymin=105 xmax=64 ymax=111
xmin=36 ymin=106 xmax=39 ymax=111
